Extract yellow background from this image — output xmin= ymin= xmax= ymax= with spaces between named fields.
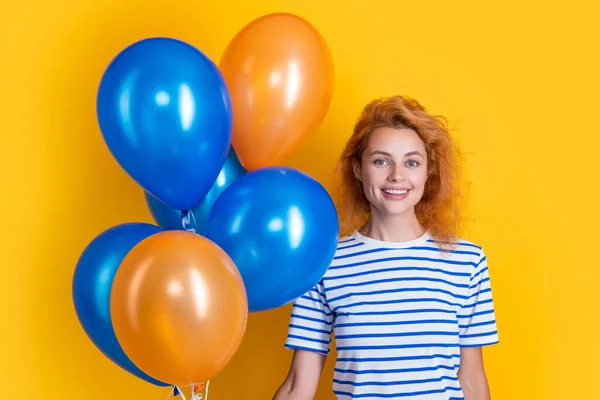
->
xmin=2 ymin=0 xmax=599 ymax=398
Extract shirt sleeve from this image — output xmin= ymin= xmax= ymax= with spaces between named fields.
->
xmin=457 ymin=248 xmax=500 ymax=347
xmin=284 ymin=279 xmax=334 ymax=355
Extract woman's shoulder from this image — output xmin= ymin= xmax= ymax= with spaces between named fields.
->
xmin=437 ymin=236 xmax=484 ymax=252
xmin=334 ymin=231 xmax=360 ymax=249
xmin=429 ymin=235 xmax=487 ymax=264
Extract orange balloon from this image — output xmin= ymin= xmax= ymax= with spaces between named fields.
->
xmin=219 ymin=12 xmax=334 ymax=171
xmin=110 ymin=231 xmax=247 ymax=387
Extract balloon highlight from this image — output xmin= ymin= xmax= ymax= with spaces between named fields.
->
xmin=219 ymin=13 xmax=334 ymax=171
xmin=204 ymin=167 xmax=339 ymax=312
xmin=97 ymin=37 xmax=233 ymax=211
xmin=110 ymin=231 xmax=248 ymax=387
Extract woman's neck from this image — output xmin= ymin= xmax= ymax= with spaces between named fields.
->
xmin=359 ymin=207 xmax=425 ymax=243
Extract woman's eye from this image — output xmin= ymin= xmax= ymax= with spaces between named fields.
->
xmin=406 ymin=160 xmax=419 ymax=168
xmin=374 ymin=159 xmax=388 ymax=166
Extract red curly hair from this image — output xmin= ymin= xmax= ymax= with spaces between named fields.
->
xmin=333 ymin=95 xmax=467 ymax=247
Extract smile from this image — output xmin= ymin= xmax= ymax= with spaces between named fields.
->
xmin=382 ymin=189 xmax=409 ymax=195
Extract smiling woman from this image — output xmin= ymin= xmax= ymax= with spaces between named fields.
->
xmin=337 ymin=96 xmax=466 ymax=244
xmin=273 ymin=96 xmax=498 ymax=400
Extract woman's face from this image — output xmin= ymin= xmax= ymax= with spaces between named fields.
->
xmin=353 ymin=127 xmax=429 ymax=218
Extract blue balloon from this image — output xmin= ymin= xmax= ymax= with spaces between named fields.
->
xmin=204 ymin=167 xmax=339 ymax=312
xmin=144 ymin=148 xmax=247 ymax=233
xmin=97 ymin=37 xmax=233 ymax=211
xmin=72 ymin=223 xmax=168 ymax=386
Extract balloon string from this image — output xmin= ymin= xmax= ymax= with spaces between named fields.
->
xmin=164 ymin=386 xmax=188 ymax=400
xmin=191 ymin=381 xmax=209 ymax=400
xmin=181 ymin=210 xmax=197 ymax=233
xmin=165 ymin=382 xmax=208 ymax=400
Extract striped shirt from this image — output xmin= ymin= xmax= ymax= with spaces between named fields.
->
xmin=285 ymin=230 xmax=499 ymax=399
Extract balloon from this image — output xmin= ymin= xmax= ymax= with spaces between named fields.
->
xmin=144 ymin=148 xmax=247 ymax=233
xmin=72 ymin=223 xmax=167 ymax=386
xmin=97 ymin=37 xmax=233 ymax=211
xmin=218 ymin=13 xmax=334 ymax=171
xmin=204 ymin=167 xmax=339 ymax=312
xmin=110 ymin=231 xmax=248 ymax=387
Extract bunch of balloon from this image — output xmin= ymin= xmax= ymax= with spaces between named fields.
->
xmin=72 ymin=37 xmax=249 ymax=392
xmin=202 ymin=12 xmax=340 ymax=313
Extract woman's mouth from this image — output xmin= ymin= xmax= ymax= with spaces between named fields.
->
xmin=382 ymin=188 xmax=411 ymax=199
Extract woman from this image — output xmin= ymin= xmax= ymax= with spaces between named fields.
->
xmin=273 ymin=96 xmax=499 ymax=400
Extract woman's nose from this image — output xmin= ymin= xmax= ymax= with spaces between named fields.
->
xmin=387 ymin=167 xmax=405 ymax=182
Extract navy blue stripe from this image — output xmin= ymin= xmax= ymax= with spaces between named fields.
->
xmin=309 ymin=287 xmax=328 ymax=301
xmin=337 ymin=307 xmax=456 ymax=317
xmin=458 ymin=308 xmax=495 ymax=319
xmin=461 ymin=298 xmax=493 ymax=310
xmin=427 ymin=238 xmax=481 ymax=250
xmin=338 ymin=242 xmax=365 ymax=250
xmin=287 ymin=334 xmax=329 ymax=345
xmin=467 ymin=287 xmax=491 ymax=299
xmin=335 ymin=319 xmax=457 ymax=328
xmin=333 ymin=375 xmax=458 ymax=386
xmin=292 ymin=303 xmax=333 ymax=317
xmin=332 ymin=297 xmax=463 ymax=313
xmin=288 ymin=324 xmax=331 ymax=335
xmin=334 ymin=363 xmax=460 ymax=374
xmin=338 ymin=237 xmax=356 ymax=244
xmin=460 ymin=330 xmax=498 ymax=339
xmin=459 ymin=319 xmax=496 ymax=329
xmin=301 ymin=293 xmax=328 ymax=308
xmin=336 ymin=331 xmax=458 ymax=340
xmin=323 ymin=266 xmax=470 ymax=282
xmin=330 ymin=256 xmax=477 ymax=270
xmin=328 ymin=276 xmax=469 ymax=292
xmin=337 ymin=354 xmax=459 ymax=363
xmin=284 ymin=344 xmax=328 ymax=355
xmin=334 ymin=246 xmax=480 ymax=260
xmin=336 ymin=343 xmax=459 ymax=351
xmin=290 ymin=313 xmax=333 ymax=326
xmin=470 ymin=260 xmax=487 ymax=281
xmin=469 ymin=276 xmax=490 ymax=289
xmin=329 ymin=287 xmax=468 ymax=303
xmin=459 ymin=340 xmax=499 ymax=348
xmin=334 ymin=385 xmax=462 ymax=398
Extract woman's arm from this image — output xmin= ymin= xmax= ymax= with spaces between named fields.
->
xmin=458 ymin=346 xmax=491 ymax=400
xmin=273 ymin=349 xmax=327 ymax=400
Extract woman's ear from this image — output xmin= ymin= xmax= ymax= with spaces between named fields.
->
xmin=352 ymin=157 xmax=362 ymax=181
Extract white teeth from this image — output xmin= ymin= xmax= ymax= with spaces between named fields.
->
xmin=384 ymin=189 xmax=408 ymax=195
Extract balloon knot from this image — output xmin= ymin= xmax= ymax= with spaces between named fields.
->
xmin=181 ymin=210 xmax=197 ymax=233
